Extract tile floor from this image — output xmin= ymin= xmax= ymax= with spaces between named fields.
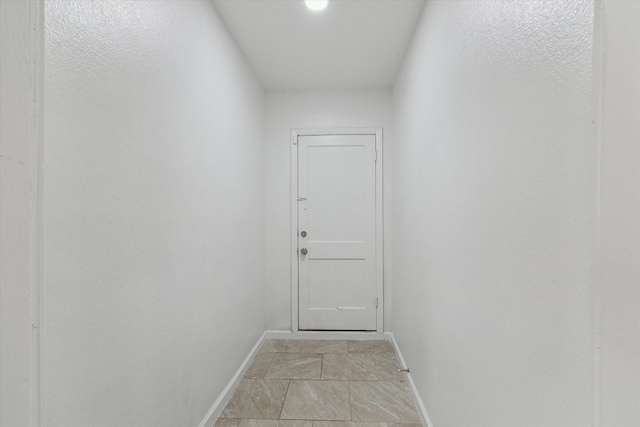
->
xmin=214 ymin=339 xmax=423 ymax=427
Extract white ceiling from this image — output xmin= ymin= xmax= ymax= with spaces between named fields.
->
xmin=212 ymin=0 xmax=426 ymax=90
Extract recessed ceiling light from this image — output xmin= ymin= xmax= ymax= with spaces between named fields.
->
xmin=305 ymin=0 xmax=329 ymax=11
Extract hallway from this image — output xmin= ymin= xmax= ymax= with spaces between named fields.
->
xmin=2 ymin=1 xmax=639 ymax=427
xmin=216 ymin=340 xmax=421 ymax=427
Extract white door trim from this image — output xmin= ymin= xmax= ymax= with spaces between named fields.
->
xmin=291 ymin=128 xmax=384 ymax=333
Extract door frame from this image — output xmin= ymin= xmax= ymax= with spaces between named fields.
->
xmin=290 ymin=128 xmax=384 ymax=333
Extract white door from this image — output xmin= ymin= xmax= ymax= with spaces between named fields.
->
xmin=297 ymin=134 xmax=378 ymax=331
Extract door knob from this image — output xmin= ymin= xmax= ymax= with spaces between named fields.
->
xmin=301 ymin=231 xmax=307 ymax=238
xmin=300 ymin=248 xmax=308 ymax=255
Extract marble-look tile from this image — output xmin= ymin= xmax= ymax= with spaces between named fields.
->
xmin=314 ymin=422 xmax=387 ymax=427
xmin=245 ymin=353 xmax=275 ymax=379
xmin=265 ymin=353 xmax=322 ymax=380
xmin=221 ymin=379 xmax=290 ymax=419
xmin=321 ymin=353 xmax=403 ymax=381
xmin=347 ymin=341 xmax=395 ymax=355
xmin=388 ymin=424 xmax=423 ymax=427
xmin=261 ymin=339 xmax=303 ymax=353
xmin=349 ymin=381 xmax=421 ymax=423
xmin=215 ymin=419 xmax=241 ymax=427
xmin=300 ymin=340 xmax=348 ymax=354
xmin=280 ymin=380 xmax=351 ymax=421
xmin=240 ymin=420 xmax=313 ymax=427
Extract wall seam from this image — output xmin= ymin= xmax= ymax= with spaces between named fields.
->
xmin=592 ymin=1 xmax=604 ymax=426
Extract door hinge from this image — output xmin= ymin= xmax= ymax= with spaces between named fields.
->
xmin=375 ymin=149 xmax=378 ymax=162
xmin=375 ymin=297 xmax=379 ymax=308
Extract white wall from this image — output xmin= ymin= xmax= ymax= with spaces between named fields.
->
xmin=392 ymin=1 xmax=593 ymax=426
xmin=44 ymin=2 xmax=265 ymax=426
xmin=595 ymin=2 xmax=640 ymax=426
xmin=264 ymin=90 xmax=393 ymax=331
xmin=1 ymin=1 xmax=42 ymax=426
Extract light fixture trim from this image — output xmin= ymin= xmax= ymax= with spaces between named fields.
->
xmin=305 ymin=0 xmax=329 ymax=11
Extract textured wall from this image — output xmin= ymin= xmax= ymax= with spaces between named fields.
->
xmin=392 ymin=1 xmax=594 ymax=426
xmin=264 ymin=90 xmax=393 ymax=331
xmin=44 ymin=1 xmax=265 ymax=426
xmin=596 ymin=2 xmax=640 ymax=425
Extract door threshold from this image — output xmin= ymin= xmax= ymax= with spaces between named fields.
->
xmin=264 ymin=330 xmax=387 ymax=341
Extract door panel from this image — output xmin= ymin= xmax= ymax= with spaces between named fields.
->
xmin=298 ymin=134 xmax=377 ymax=331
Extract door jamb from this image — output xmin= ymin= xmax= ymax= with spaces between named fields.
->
xmin=290 ymin=128 xmax=384 ymax=333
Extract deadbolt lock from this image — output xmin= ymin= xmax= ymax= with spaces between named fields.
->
xmin=301 ymin=231 xmax=307 ymax=238
xmin=300 ymin=248 xmax=308 ymax=255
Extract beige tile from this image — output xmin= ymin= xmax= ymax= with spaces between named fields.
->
xmin=321 ymin=353 xmax=403 ymax=381
xmin=300 ymin=340 xmax=348 ymax=354
xmin=349 ymin=381 xmax=421 ymax=423
xmin=221 ymin=379 xmax=290 ymax=419
xmin=347 ymin=341 xmax=395 ymax=355
xmin=261 ymin=339 xmax=303 ymax=353
xmin=240 ymin=421 xmax=313 ymax=427
xmin=215 ymin=419 xmax=241 ymax=427
xmin=314 ymin=423 xmax=387 ymax=427
xmin=280 ymin=380 xmax=351 ymax=421
xmin=245 ymin=353 xmax=276 ymax=379
xmin=265 ymin=353 xmax=322 ymax=380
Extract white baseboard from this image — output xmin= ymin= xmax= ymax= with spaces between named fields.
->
xmin=197 ymin=331 xmax=269 ymax=427
xmin=265 ymin=330 xmax=387 ymax=341
xmin=386 ymin=332 xmax=435 ymax=427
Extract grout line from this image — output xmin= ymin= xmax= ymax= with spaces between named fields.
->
xmin=262 ymin=352 xmax=279 ymax=378
xmin=348 ymin=380 xmax=353 ymax=421
xmin=277 ymin=380 xmax=292 ymax=419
